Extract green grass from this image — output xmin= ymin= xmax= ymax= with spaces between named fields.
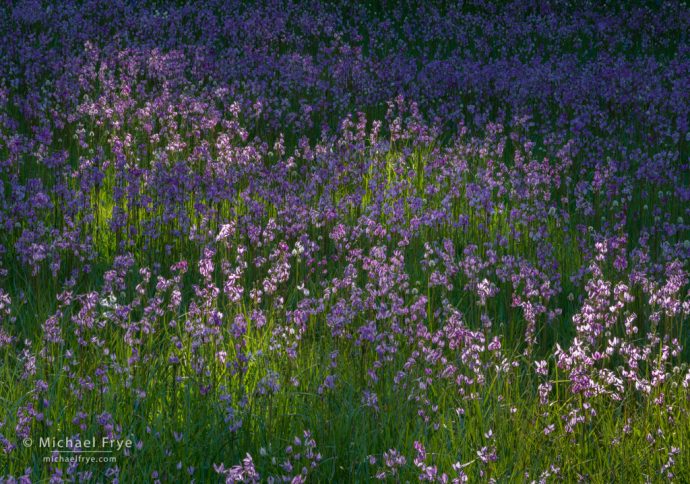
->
xmin=1 ymin=127 xmax=689 ymax=482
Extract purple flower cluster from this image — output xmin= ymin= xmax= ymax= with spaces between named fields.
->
xmin=0 ymin=0 xmax=689 ymax=481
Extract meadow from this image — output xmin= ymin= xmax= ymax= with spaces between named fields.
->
xmin=1 ymin=1 xmax=690 ymax=482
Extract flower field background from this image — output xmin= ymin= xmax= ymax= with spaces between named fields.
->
xmin=1 ymin=1 xmax=690 ymax=482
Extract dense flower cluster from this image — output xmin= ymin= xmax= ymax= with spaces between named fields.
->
xmin=0 ymin=0 xmax=689 ymax=481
